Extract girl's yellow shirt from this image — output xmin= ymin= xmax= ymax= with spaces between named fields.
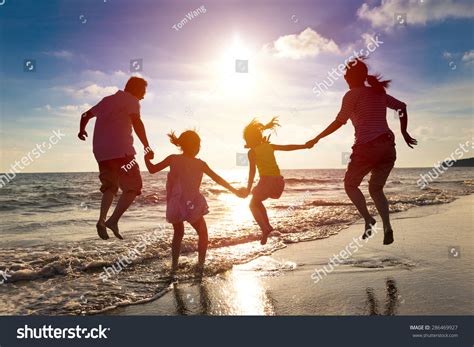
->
xmin=254 ymin=142 xmax=281 ymax=177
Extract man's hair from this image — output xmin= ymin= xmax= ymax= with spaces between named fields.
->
xmin=124 ymin=77 xmax=147 ymax=96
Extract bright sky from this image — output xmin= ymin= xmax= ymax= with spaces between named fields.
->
xmin=0 ymin=0 xmax=473 ymax=172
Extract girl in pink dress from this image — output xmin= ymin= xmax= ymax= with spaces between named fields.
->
xmin=145 ymin=130 xmax=246 ymax=274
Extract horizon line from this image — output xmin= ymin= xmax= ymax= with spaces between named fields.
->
xmin=1 ymin=166 xmax=473 ymax=175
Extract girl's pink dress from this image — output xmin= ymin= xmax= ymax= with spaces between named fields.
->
xmin=166 ymin=155 xmax=209 ymax=224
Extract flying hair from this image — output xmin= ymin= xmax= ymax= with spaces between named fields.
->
xmin=346 ymin=57 xmax=391 ymax=93
xmin=167 ymin=130 xmax=201 ymax=154
xmin=243 ymin=117 xmax=280 ymax=148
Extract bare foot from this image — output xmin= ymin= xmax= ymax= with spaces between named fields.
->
xmin=260 ymin=226 xmax=274 ymax=245
xmin=105 ymin=219 xmax=123 ymax=240
xmin=195 ymin=264 xmax=204 ymax=277
xmin=383 ymin=228 xmax=394 ymax=245
xmin=96 ymin=221 xmax=109 ymax=240
xmin=362 ymin=217 xmax=376 ymax=240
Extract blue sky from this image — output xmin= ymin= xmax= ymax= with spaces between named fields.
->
xmin=0 ymin=0 xmax=473 ymax=172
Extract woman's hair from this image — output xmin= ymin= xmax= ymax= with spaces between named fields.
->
xmin=168 ymin=130 xmax=201 ymax=155
xmin=345 ymin=57 xmax=391 ymax=93
xmin=243 ymin=117 xmax=280 ymax=148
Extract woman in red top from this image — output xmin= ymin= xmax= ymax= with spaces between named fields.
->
xmin=306 ymin=58 xmax=417 ymax=245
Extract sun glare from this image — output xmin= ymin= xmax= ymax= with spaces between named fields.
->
xmin=218 ymin=192 xmax=253 ymax=224
xmin=215 ymin=35 xmax=258 ymax=97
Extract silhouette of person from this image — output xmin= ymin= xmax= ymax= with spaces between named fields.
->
xmin=144 ymin=130 xmax=246 ymax=275
xmin=78 ymin=77 xmax=154 ymax=240
xmin=306 ymin=58 xmax=417 ymax=245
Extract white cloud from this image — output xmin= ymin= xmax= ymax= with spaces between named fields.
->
xmin=35 ymin=103 xmax=92 ymax=118
xmin=81 ymin=69 xmax=127 ymax=80
xmin=357 ymin=0 xmax=474 ymax=29
xmin=43 ymin=50 xmax=74 ymax=59
xmin=462 ymin=50 xmax=474 ymax=64
xmin=62 ymin=84 xmax=119 ymax=99
xmin=442 ymin=51 xmax=453 ymax=60
xmin=270 ymin=27 xmax=341 ymax=59
xmin=441 ymin=50 xmax=474 ymax=66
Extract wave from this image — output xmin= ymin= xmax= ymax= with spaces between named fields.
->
xmin=0 ymin=171 xmax=472 ymax=315
xmin=284 ymin=178 xmax=340 ymax=185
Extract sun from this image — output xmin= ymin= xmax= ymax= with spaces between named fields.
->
xmin=215 ymin=35 xmax=258 ymax=97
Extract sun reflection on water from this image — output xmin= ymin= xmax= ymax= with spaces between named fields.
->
xmin=227 ymin=269 xmax=274 ymax=315
xmin=217 ymin=193 xmax=253 ymax=224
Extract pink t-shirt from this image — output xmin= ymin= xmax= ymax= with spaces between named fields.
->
xmin=336 ymin=87 xmax=406 ymax=145
xmin=90 ymin=90 xmax=140 ymax=162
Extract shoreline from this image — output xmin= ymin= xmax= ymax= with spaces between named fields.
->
xmin=107 ymin=194 xmax=473 ymax=316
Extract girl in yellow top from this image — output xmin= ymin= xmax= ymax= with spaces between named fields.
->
xmin=243 ymin=117 xmax=311 ymax=245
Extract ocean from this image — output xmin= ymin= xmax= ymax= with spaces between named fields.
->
xmin=0 ymin=167 xmax=472 ymax=315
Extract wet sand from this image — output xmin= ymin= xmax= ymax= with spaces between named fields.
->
xmin=108 ymin=195 xmax=473 ymax=315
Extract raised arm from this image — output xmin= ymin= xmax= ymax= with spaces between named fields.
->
xmin=78 ymin=110 xmax=94 ymax=141
xmin=272 ymin=143 xmax=311 ymax=151
xmin=203 ymin=162 xmax=240 ymax=196
xmin=132 ymin=115 xmax=154 ymax=159
xmin=397 ymin=107 xmax=417 ymax=148
xmin=144 ymin=154 xmax=172 ymax=174
xmin=306 ymin=119 xmax=344 ymax=147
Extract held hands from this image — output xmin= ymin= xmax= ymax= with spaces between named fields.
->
xmin=402 ymin=131 xmax=417 ymax=148
xmin=305 ymin=138 xmax=318 ymax=149
xmin=144 ymin=146 xmax=155 ymax=160
xmin=77 ymin=130 xmax=88 ymax=141
xmin=235 ymin=187 xmax=249 ymax=199
xmin=144 ymin=151 xmax=154 ymax=160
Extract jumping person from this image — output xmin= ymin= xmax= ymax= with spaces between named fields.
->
xmin=144 ymin=130 xmax=247 ymax=274
xmin=78 ymin=77 xmax=154 ymax=240
xmin=306 ymin=58 xmax=417 ymax=245
xmin=243 ymin=117 xmax=312 ymax=245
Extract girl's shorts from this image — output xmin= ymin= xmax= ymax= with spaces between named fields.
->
xmin=252 ymin=175 xmax=285 ymax=201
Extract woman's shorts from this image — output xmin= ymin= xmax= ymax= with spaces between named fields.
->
xmin=344 ymin=134 xmax=396 ymax=190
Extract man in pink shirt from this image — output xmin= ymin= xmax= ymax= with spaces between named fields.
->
xmin=78 ymin=77 xmax=154 ymax=240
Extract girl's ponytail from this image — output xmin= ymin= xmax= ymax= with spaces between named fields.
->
xmin=168 ymin=131 xmax=180 ymax=147
xmin=243 ymin=117 xmax=280 ymax=148
xmin=366 ymin=74 xmax=391 ymax=93
xmin=167 ymin=130 xmax=201 ymax=154
xmin=262 ymin=117 xmax=280 ymax=131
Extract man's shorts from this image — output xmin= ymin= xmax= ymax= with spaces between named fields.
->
xmin=98 ymin=156 xmax=142 ymax=195
xmin=344 ymin=133 xmax=396 ymax=190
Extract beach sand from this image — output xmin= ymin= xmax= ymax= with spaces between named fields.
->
xmin=108 ymin=195 xmax=473 ymax=316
